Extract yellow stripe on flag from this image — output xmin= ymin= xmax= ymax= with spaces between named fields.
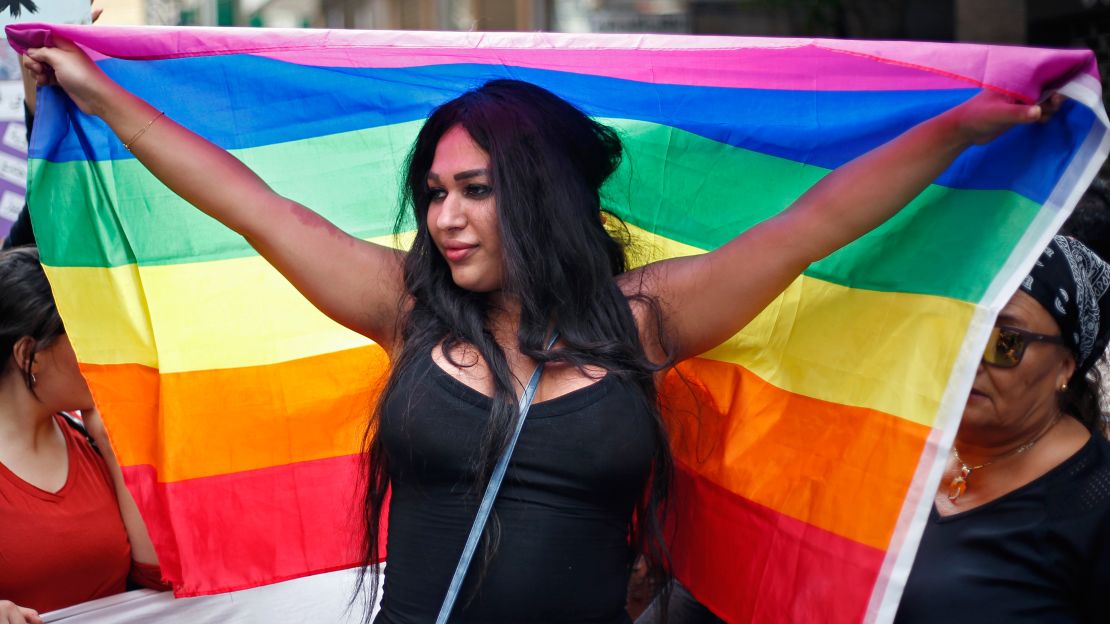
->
xmin=625 ymin=223 xmax=973 ymax=427
xmin=49 ymin=227 xmax=970 ymax=427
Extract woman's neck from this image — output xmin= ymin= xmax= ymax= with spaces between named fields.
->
xmin=954 ymin=406 xmax=1067 ymax=466
xmin=954 ymin=408 xmax=1083 ymax=466
xmin=486 ymin=293 xmax=523 ymax=345
xmin=0 ymin=372 xmax=57 ymax=451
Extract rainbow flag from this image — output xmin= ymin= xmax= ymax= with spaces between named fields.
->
xmin=8 ymin=24 xmax=1107 ymax=622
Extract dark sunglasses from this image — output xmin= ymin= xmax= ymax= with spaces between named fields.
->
xmin=982 ymin=325 xmax=1065 ymax=368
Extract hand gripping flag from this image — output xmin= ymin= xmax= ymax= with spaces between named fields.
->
xmin=6 ymin=24 xmax=1108 ymax=623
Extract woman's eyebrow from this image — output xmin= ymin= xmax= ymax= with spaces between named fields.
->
xmin=454 ymin=168 xmax=489 ymax=181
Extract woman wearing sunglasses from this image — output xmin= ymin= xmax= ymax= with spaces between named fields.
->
xmin=895 ymin=235 xmax=1110 ymax=623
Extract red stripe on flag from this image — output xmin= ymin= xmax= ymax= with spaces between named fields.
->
xmin=670 ymin=464 xmax=884 ymax=623
xmin=122 ymin=454 xmax=385 ymax=596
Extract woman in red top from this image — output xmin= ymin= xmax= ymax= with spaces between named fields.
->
xmin=0 ymin=247 xmax=167 ymax=624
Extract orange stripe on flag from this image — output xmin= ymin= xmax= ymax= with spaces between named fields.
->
xmin=663 ymin=357 xmax=930 ymax=550
xmin=82 ymin=345 xmax=390 ymax=482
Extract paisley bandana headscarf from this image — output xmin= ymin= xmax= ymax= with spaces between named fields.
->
xmin=1020 ymin=235 xmax=1110 ymax=380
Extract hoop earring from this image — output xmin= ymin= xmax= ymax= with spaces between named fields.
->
xmin=30 ymin=372 xmax=36 ymax=387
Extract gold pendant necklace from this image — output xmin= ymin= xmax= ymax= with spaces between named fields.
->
xmin=947 ymin=450 xmax=1001 ymax=501
xmin=947 ymin=416 xmax=1061 ymax=502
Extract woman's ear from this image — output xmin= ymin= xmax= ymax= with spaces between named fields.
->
xmin=1056 ymin=351 xmax=1077 ymax=391
xmin=11 ymin=336 xmax=36 ymax=377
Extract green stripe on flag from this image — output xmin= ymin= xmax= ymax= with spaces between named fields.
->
xmin=31 ymin=118 xmax=1040 ymax=302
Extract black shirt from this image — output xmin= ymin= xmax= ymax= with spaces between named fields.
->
xmin=895 ymin=435 xmax=1110 ymax=623
xmin=376 ymin=350 xmax=657 ymax=623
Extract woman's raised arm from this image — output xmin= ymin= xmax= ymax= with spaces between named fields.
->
xmin=24 ymin=39 xmax=406 ymax=349
xmin=625 ymin=91 xmax=1055 ymax=365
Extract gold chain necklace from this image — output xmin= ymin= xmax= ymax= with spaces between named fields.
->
xmin=947 ymin=416 xmax=1061 ymax=502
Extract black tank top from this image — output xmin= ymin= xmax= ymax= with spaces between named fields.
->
xmin=375 ymin=349 xmax=657 ymax=623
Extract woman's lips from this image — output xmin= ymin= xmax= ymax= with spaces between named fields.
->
xmin=443 ymin=244 xmax=476 ymax=262
xmin=968 ymin=388 xmax=989 ymax=401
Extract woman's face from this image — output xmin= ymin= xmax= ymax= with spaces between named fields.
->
xmin=962 ymin=290 xmax=1075 ymax=443
xmin=426 ymin=125 xmax=504 ymax=293
xmin=33 ymin=335 xmax=94 ymax=412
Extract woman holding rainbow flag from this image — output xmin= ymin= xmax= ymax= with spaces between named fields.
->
xmin=22 ymin=38 xmax=1052 ymax=623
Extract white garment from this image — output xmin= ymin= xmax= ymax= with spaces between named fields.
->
xmin=43 ymin=567 xmax=383 ymax=624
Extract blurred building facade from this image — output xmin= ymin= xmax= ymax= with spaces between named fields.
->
xmin=163 ymin=1 xmax=688 ymax=31
xmin=146 ymin=0 xmax=1104 ymax=45
xmin=91 ymin=0 xmax=150 ymax=24
xmin=135 ymin=0 xmax=1108 ymax=85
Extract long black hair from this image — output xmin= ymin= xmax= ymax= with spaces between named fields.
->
xmin=0 ymin=247 xmax=64 ymax=395
xmin=356 ymin=79 xmax=674 ymax=613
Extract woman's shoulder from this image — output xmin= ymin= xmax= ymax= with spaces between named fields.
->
xmin=53 ymin=413 xmax=115 ymax=486
xmin=56 ymin=412 xmax=100 ymax=449
xmin=1046 ymin=433 xmax=1110 ymax=523
xmin=1070 ymin=432 xmax=1110 ymax=476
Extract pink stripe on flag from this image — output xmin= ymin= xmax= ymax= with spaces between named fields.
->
xmin=819 ymin=39 xmax=1098 ymax=101
xmin=6 ymin=24 xmax=1096 ymax=99
xmin=252 ymin=45 xmax=973 ymax=91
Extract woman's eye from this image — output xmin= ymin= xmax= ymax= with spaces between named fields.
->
xmin=997 ymin=333 xmax=1022 ymax=358
xmin=427 ymin=188 xmax=446 ymax=201
xmin=465 ymin=184 xmax=492 ymax=198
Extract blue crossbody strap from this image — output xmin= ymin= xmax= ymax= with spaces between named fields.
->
xmin=435 ymin=332 xmax=560 ymax=624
